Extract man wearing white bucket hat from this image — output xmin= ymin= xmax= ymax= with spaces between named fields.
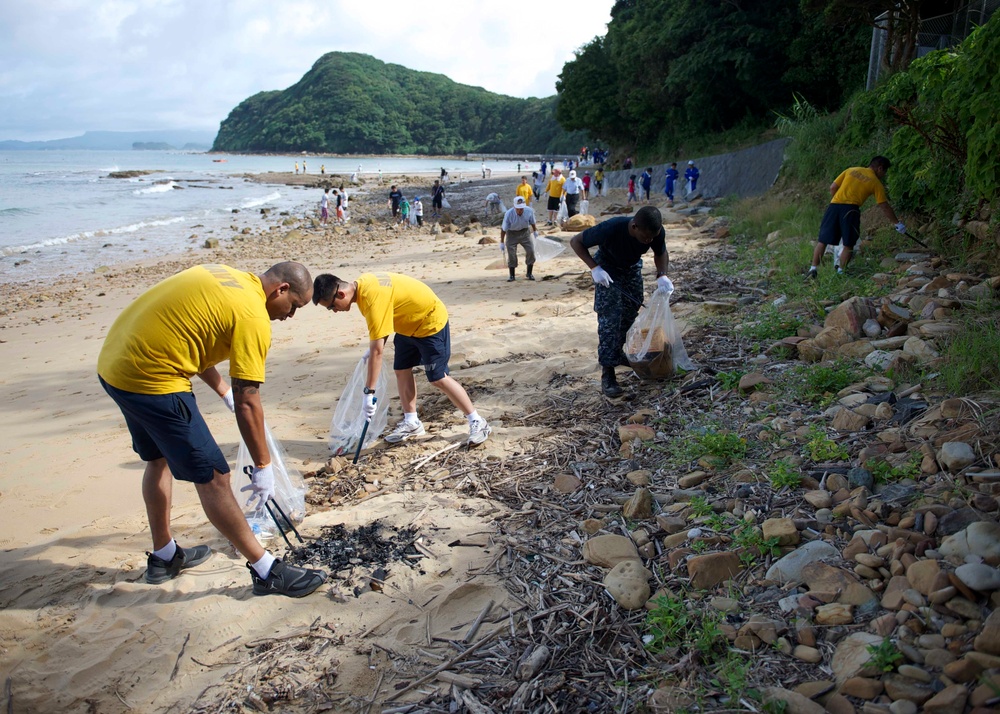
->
xmin=500 ymin=196 xmax=539 ymax=282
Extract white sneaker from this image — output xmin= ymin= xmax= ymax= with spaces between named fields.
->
xmin=385 ymin=420 xmax=425 ymax=443
xmin=468 ymin=418 xmax=491 ymax=446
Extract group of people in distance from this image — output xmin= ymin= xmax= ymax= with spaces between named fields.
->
xmin=319 ymin=187 xmax=349 ymax=225
xmin=99 ymin=262 xmax=491 ymax=599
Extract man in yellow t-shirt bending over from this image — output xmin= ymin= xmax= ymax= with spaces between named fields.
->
xmin=98 ymin=262 xmax=326 ymax=598
xmin=808 ymin=155 xmax=906 ymax=277
xmin=313 ymin=272 xmax=491 ymax=446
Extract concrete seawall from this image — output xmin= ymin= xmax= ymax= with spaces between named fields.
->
xmin=595 ymin=137 xmax=790 ymax=199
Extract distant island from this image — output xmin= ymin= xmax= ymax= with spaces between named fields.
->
xmin=0 ymin=130 xmax=215 ymax=151
xmin=213 ymin=52 xmax=586 ymax=155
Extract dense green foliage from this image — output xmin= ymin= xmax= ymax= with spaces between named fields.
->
xmin=213 ymin=53 xmax=587 ymax=155
xmin=555 ymin=0 xmax=869 ymax=156
xmin=780 ymin=12 xmax=1000 ymax=219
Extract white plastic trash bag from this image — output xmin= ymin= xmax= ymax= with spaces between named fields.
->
xmin=441 ymin=197 xmax=451 ymax=209
xmin=329 ymin=355 xmax=390 ymax=456
xmin=579 ymin=200 xmax=590 ymax=215
xmin=233 ymin=422 xmax=307 ymax=537
xmin=556 ymin=201 xmax=568 ymax=223
xmin=625 ymin=286 xmax=695 ymax=380
xmin=533 ymin=235 xmax=565 ymax=263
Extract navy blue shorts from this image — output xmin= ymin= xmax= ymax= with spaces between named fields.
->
xmin=99 ymin=376 xmax=229 ymax=484
xmin=393 ymin=322 xmax=451 ymax=382
xmin=818 ymin=203 xmax=861 ymax=248
xmin=547 ymin=195 xmax=560 ymax=211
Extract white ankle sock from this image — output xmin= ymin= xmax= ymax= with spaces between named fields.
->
xmin=466 ymin=411 xmax=481 ymax=425
xmin=252 ymin=552 xmax=276 ymax=578
xmin=152 ymin=540 xmax=177 ymax=561
xmin=402 ymin=412 xmax=420 ymax=425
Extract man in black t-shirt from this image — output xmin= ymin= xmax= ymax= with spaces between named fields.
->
xmin=570 ymin=206 xmax=672 ymax=398
xmin=388 ymin=185 xmax=403 ymax=222
xmin=431 ymin=180 xmax=445 ymax=218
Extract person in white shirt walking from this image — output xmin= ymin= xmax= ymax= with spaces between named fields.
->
xmin=562 ymin=170 xmax=585 ymax=218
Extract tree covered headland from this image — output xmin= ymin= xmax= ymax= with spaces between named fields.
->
xmin=212 ymin=52 xmax=586 ymax=155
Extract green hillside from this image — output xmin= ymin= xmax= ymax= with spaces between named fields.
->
xmin=212 ymin=52 xmax=586 ymax=155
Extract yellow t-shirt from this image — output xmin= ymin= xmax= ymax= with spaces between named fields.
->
xmin=546 ymin=176 xmax=566 ymax=198
xmin=831 ymin=167 xmax=888 ymax=206
xmin=595 ymin=169 xmax=604 ymax=181
xmin=516 ymin=182 xmax=533 ymax=205
xmin=356 ymin=272 xmax=448 ymax=340
xmin=98 ymin=264 xmax=271 ymax=394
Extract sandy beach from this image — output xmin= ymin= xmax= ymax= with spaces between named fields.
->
xmin=0 ymin=172 xmax=720 ymax=712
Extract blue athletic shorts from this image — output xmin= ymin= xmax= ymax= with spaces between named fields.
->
xmin=818 ymin=203 xmax=861 ymax=248
xmin=393 ymin=322 xmax=451 ymax=382
xmin=99 ymin=376 xmax=230 ymax=484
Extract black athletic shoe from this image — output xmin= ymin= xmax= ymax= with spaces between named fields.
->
xmin=249 ymin=559 xmax=326 ymax=598
xmin=145 ymin=543 xmax=213 ymax=584
xmin=601 ymin=365 xmax=623 ymax=398
xmin=806 ymin=267 xmax=818 ymax=280
xmin=526 ymin=273 xmax=535 ymax=281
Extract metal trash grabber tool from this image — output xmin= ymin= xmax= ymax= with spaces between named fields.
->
xmin=903 ymin=231 xmax=930 ymax=250
xmin=353 ymin=395 xmax=376 ymax=465
xmin=242 ymin=465 xmax=303 ymax=548
xmin=607 ymin=282 xmax=647 ymax=309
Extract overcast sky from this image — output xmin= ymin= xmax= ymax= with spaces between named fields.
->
xmin=0 ymin=0 xmax=613 ymax=141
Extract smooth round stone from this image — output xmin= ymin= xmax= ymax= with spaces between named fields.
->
xmin=856 ymin=553 xmax=885 ymax=568
xmin=889 ymin=700 xmax=918 ymax=714
xmin=955 ymin=562 xmax=1000 ymax=591
xmin=897 ymin=664 xmax=933 ymax=682
xmin=917 ymin=633 xmax=946 ymax=649
xmin=816 ymin=508 xmax=833 ymax=523
xmin=902 ymin=589 xmax=926 ymax=607
xmin=793 ymin=644 xmax=823 ymax=663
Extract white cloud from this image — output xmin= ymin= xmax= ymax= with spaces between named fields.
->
xmin=0 ymin=0 xmax=611 ymax=140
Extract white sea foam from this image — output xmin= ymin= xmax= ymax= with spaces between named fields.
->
xmin=240 ymin=191 xmax=281 ymax=209
xmin=132 ymin=181 xmax=176 ymax=195
xmin=2 ymin=215 xmax=187 ymax=255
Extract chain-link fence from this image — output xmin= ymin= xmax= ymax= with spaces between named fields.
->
xmin=867 ymin=0 xmax=999 ymax=88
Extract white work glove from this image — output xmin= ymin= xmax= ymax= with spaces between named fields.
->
xmin=895 ymin=222 xmax=907 ymax=234
xmin=532 ymin=232 xmax=538 ymax=241
xmin=362 ymin=392 xmax=377 ymax=420
xmin=221 ymin=389 xmax=235 ymax=413
xmin=362 ymin=348 xmax=371 ymax=362
xmin=591 ymin=266 xmax=613 ymax=287
xmin=500 ymin=243 xmax=506 ymax=253
xmin=240 ymin=464 xmax=275 ymax=511
xmin=657 ymin=276 xmax=675 ymax=293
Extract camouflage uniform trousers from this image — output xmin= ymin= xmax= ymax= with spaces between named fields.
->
xmin=504 ymin=228 xmax=535 ymax=269
xmin=593 ymin=260 xmax=643 ymax=367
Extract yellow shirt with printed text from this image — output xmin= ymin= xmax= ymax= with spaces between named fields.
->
xmin=98 ymin=264 xmax=271 ymax=394
xmin=516 ymin=182 xmax=534 ymax=205
xmin=831 ymin=167 xmax=889 ymax=206
xmin=546 ymin=176 xmax=566 ymax=198
xmin=355 ymin=273 xmax=448 ymax=341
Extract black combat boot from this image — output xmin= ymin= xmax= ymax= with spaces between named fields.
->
xmin=526 ymin=266 xmax=535 ymax=281
xmin=601 ymin=365 xmax=623 ymax=398
xmin=507 ymin=268 xmax=515 ymax=282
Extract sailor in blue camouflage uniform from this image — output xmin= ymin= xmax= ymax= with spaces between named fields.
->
xmin=570 ymin=206 xmax=671 ymax=397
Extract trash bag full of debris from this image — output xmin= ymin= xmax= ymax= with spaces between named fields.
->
xmin=233 ymin=422 xmax=307 ymax=534
xmin=328 ymin=354 xmax=391 ymax=456
xmin=625 ymin=285 xmax=695 ymax=380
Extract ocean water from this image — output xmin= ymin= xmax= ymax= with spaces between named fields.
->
xmin=0 ymin=150 xmax=524 ymax=283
